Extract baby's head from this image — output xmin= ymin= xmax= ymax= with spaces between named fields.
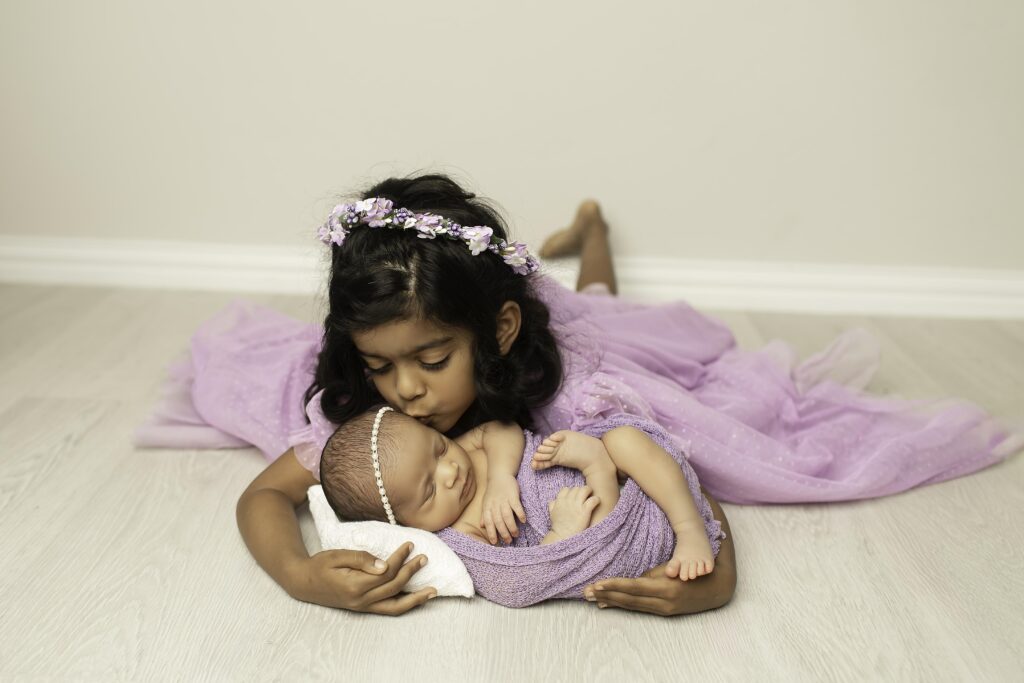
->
xmin=320 ymin=407 xmax=477 ymax=532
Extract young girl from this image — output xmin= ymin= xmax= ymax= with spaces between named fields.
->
xmin=223 ymin=179 xmax=737 ymax=615
xmin=136 ymin=173 xmax=1015 ymax=616
xmin=319 ymin=406 xmax=719 ymax=583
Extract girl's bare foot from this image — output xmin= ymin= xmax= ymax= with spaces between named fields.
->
xmin=532 ymin=430 xmax=610 ymax=473
xmin=538 ymin=199 xmax=607 ymax=259
xmin=665 ymin=520 xmax=715 ymax=581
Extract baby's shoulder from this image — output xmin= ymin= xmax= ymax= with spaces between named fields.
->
xmin=480 ymin=420 xmax=526 ymax=445
xmin=460 ymin=420 xmax=526 ymax=453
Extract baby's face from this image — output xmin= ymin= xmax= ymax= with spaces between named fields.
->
xmin=384 ymin=417 xmax=477 ymax=531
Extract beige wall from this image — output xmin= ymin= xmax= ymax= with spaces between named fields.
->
xmin=2 ymin=1 xmax=1022 ymax=269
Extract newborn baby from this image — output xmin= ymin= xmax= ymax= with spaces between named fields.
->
xmin=320 ymin=406 xmax=716 ymax=582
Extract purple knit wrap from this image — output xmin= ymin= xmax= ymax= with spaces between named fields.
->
xmin=435 ymin=415 xmax=726 ymax=608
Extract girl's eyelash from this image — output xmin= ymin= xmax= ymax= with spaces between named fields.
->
xmin=421 ymin=356 xmax=451 ymax=371
xmin=364 ymin=355 xmax=450 ymax=375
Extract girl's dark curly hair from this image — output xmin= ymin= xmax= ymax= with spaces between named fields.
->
xmin=303 ymin=172 xmax=563 ymax=434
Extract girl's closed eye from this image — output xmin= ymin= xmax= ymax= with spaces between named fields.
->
xmin=363 ymin=355 xmax=450 ymax=375
xmin=421 ymin=355 xmax=451 ymax=371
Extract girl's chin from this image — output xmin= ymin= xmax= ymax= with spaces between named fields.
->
xmin=434 ymin=414 xmax=457 ymax=432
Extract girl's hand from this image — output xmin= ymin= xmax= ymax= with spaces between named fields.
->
xmin=547 ymin=486 xmax=600 ymax=541
xmin=288 ymin=542 xmax=436 ymax=615
xmin=582 ymin=488 xmax=736 ymax=616
xmin=480 ymin=473 xmax=527 ymax=545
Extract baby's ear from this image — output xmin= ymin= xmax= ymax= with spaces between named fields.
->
xmin=495 ymin=301 xmax=522 ymax=355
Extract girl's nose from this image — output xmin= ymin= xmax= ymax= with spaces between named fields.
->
xmin=394 ymin=368 xmax=425 ymax=402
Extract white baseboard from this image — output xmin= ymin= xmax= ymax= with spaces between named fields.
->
xmin=1 ymin=235 xmax=1022 ymax=319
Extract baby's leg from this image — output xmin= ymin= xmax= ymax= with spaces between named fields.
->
xmin=533 ymin=431 xmax=620 ymax=526
xmin=600 ymin=426 xmax=715 ymax=581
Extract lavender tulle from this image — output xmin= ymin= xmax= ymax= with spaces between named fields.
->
xmin=436 ymin=415 xmax=725 ymax=607
xmin=133 ymin=275 xmax=1020 ymax=505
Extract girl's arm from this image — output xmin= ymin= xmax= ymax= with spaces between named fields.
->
xmin=236 ymin=448 xmax=436 ymax=614
xmin=584 ymin=488 xmax=737 ymax=615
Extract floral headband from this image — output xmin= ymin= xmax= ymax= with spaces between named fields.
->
xmin=317 ymin=197 xmax=541 ymax=275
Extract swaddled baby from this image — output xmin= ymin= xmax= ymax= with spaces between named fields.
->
xmin=320 ymin=406 xmax=726 ymax=606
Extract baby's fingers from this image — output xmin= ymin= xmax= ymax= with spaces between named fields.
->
xmin=491 ymin=513 xmax=513 ymax=545
xmin=573 ymin=485 xmax=593 ymax=501
xmin=500 ymin=505 xmax=518 ymax=541
xmin=513 ymin=499 xmax=527 ymax=524
xmin=480 ymin=510 xmax=499 ymax=545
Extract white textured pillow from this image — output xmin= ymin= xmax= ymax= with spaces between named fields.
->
xmin=307 ymin=485 xmax=475 ymax=598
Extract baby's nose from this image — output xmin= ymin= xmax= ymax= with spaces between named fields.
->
xmin=447 ymin=461 xmax=460 ymax=486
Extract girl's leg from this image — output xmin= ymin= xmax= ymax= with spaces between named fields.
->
xmin=539 ymin=200 xmax=618 ymax=295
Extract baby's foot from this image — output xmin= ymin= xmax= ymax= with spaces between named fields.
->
xmin=532 ymin=430 xmax=610 ymax=473
xmin=538 ymin=199 xmax=607 ymax=259
xmin=665 ymin=520 xmax=715 ymax=581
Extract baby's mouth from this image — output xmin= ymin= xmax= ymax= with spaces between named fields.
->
xmin=460 ymin=467 xmax=474 ymax=504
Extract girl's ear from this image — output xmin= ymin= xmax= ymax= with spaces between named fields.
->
xmin=495 ymin=301 xmax=522 ymax=356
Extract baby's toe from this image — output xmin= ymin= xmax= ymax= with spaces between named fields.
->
xmin=665 ymin=559 xmax=680 ymax=578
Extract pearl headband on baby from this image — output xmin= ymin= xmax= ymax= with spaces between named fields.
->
xmin=317 ymin=197 xmax=541 ymax=275
xmin=371 ymin=406 xmax=398 ymax=525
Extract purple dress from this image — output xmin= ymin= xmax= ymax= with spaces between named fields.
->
xmin=133 ymin=275 xmax=1020 ymax=504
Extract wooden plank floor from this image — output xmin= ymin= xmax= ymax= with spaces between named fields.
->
xmin=1 ymin=283 xmax=1021 ymax=681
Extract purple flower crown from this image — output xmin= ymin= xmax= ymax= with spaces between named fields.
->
xmin=317 ymin=197 xmax=541 ymax=276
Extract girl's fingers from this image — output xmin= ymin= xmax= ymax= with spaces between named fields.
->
xmin=322 ymin=548 xmax=387 ymax=574
xmin=587 ymin=576 xmax=667 ymax=599
xmin=361 ymin=542 xmax=415 ymax=586
xmin=367 ymin=588 xmax=436 ymax=616
xmin=590 ymin=590 xmax=668 ymax=616
xmin=363 ymin=553 xmax=431 ymax=604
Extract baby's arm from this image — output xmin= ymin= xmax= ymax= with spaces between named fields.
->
xmin=540 ymin=486 xmax=602 ymax=545
xmin=600 ymin=426 xmax=714 ymax=580
xmin=473 ymin=421 xmax=527 ymax=545
xmin=532 ymin=431 xmax=620 ymax=527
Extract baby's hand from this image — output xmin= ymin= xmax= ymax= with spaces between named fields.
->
xmin=547 ymin=486 xmax=600 ymax=542
xmin=480 ymin=474 xmax=527 ymax=545
xmin=666 ymin=520 xmax=715 ymax=581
